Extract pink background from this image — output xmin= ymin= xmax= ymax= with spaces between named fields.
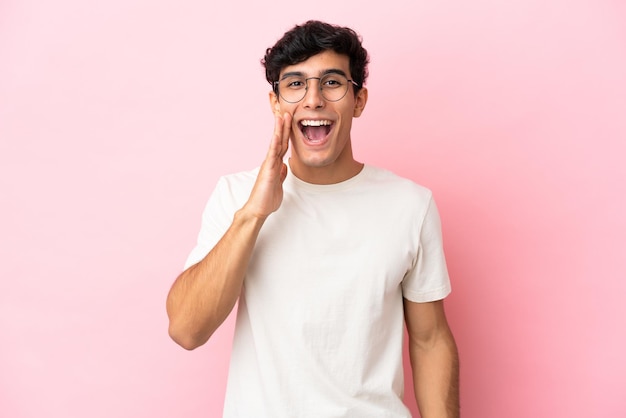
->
xmin=1 ymin=0 xmax=625 ymax=417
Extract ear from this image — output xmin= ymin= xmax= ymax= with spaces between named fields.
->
xmin=353 ymin=87 xmax=368 ymax=118
xmin=269 ymin=91 xmax=281 ymax=115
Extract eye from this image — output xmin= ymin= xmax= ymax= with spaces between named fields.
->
xmin=282 ymin=78 xmax=305 ymax=89
xmin=322 ymin=76 xmax=344 ymax=89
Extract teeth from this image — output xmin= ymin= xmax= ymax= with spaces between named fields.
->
xmin=300 ymin=120 xmax=332 ymax=126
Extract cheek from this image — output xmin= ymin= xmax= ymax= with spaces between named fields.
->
xmin=290 ymin=121 xmax=302 ymax=141
xmin=337 ymin=115 xmax=354 ymax=133
xmin=277 ymin=102 xmax=298 ymax=117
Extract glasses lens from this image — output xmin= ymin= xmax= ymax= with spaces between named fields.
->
xmin=277 ymin=74 xmax=351 ymax=103
xmin=278 ymin=76 xmax=307 ymax=103
xmin=319 ymin=73 xmax=350 ymax=102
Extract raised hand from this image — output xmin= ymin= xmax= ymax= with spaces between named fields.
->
xmin=243 ymin=112 xmax=292 ymax=219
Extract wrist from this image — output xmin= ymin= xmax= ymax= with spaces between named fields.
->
xmin=235 ymin=205 xmax=269 ymax=228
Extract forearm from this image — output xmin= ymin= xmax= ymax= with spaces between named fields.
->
xmin=167 ymin=112 xmax=291 ymax=350
xmin=410 ymin=328 xmax=460 ymax=418
xmin=166 ymin=207 xmax=265 ymax=350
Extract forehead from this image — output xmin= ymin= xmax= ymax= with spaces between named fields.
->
xmin=279 ymin=50 xmax=351 ymax=77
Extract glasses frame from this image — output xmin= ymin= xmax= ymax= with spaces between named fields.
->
xmin=273 ymin=74 xmax=360 ymax=104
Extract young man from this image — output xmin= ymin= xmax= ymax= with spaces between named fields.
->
xmin=167 ymin=20 xmax=459 ymax=417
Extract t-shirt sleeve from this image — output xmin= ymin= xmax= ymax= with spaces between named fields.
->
xmin=183 ymin=177 xmax=233 ymax=270
xmin=401 ymin=195 xmax=452 ymax=303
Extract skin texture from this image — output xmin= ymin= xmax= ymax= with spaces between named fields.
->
xmin=166 ymin=50 xmax=460 ymax=417
xmin=270 ymin=50 xmax=368 ymax=185
xmin=404 ymin=299 xmax=460 ymax=418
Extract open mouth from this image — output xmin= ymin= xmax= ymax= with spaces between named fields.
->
xmin=299 ymin=119 xmax=333 ymax=143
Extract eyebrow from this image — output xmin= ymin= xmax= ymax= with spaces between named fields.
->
xmin=279 ymin=68 xmax=348 ymax=80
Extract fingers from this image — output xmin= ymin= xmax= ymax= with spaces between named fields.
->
xmin=279 ymin=112 xmax=291 ymax=159
xmin=268 ymin=112 xmax=291 ymax=159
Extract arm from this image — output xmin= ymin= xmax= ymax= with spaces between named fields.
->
xmin=166 ymin=113 xmax=292 ymax=350
xmin=404 ymin=298 xmax=459 ymax=418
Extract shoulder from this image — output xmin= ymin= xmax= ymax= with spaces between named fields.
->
xmin=214 ymin=167 xmax=259 ymax=193
xmin=220 ymin=166 xmax=259 ymax=185
xmin=203 ymin=167 xmax=259 ymax=210
xmin=363 ymin=165 xmax=433 ymax=203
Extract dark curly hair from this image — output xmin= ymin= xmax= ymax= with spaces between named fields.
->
xmin=262 ymin=20 xmax=369 ymax=95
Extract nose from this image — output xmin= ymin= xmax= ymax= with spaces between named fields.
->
xmin=302 ymin=77 xmax=324 ymax=109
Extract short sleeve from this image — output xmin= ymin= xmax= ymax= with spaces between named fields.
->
xmin=401 ymin=196 xmax=452 ymax=303
xmin=183 ymin=177 xmax=234 ymax=269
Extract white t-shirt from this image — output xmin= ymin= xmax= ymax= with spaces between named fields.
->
xmin=185 ymin=165 xmax=451 ymax=418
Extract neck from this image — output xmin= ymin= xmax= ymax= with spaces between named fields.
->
xmin=288 ymin=158 xmax=364 ymax=185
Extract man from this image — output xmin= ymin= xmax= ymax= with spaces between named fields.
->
xmin=167 ymin=20 xmax=459 ymax=417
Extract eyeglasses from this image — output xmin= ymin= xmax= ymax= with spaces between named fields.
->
xmin=274 ymin=73 xmax=359 ymax=103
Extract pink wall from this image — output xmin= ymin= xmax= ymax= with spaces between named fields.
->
xmin=1 ymin=1 xmax=625 ymax=417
